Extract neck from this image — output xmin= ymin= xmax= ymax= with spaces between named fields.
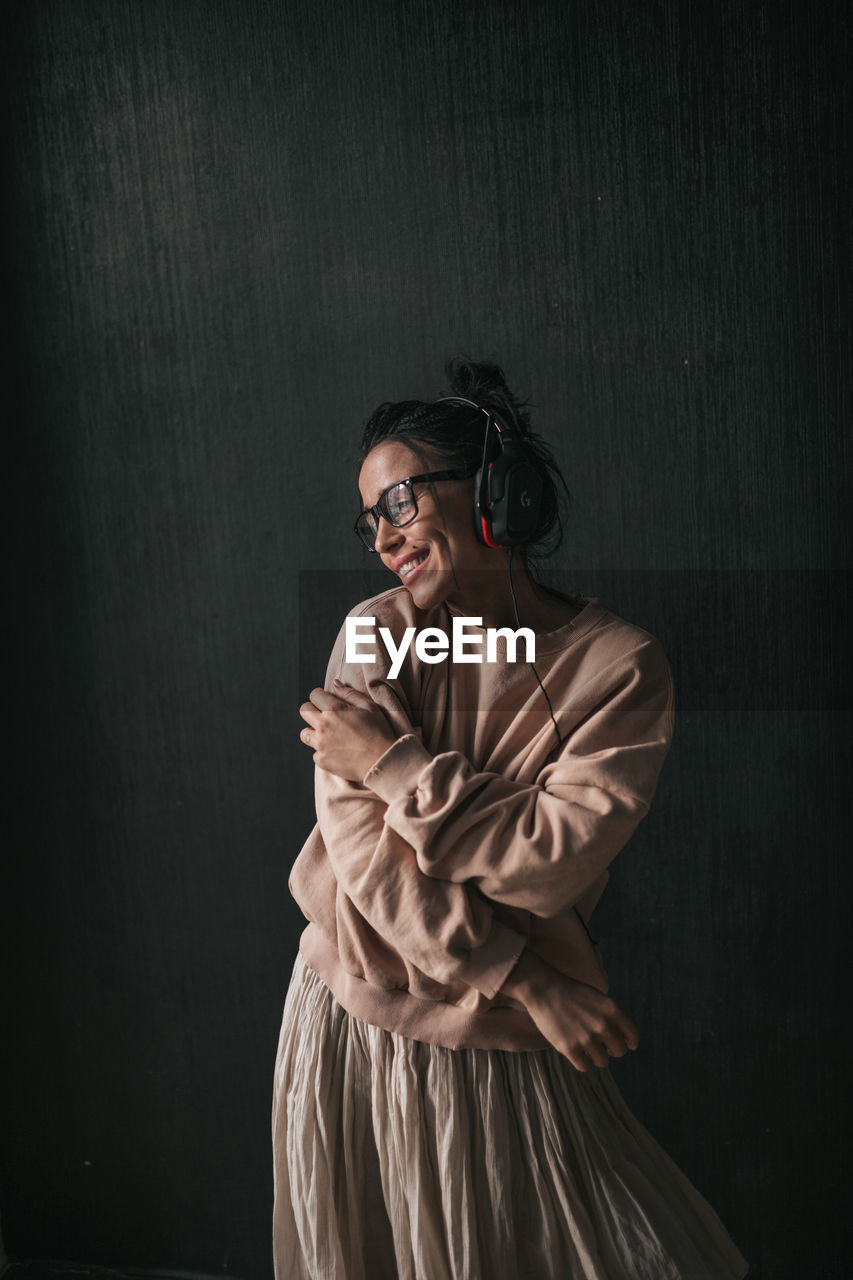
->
xmin=444 ymin=555 xmax=571 ymax=632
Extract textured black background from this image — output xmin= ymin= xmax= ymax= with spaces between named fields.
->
xmin=3 ymin=1 xmax=849 ymax=1277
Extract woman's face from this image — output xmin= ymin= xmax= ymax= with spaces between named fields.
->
xmin=358 ymin=440 xmax=498 ymax=612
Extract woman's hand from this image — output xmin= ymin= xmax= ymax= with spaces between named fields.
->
xmin=299 ymin=679 xmax=398 ymax=783
xmin=502 ymin=949 xmax=640 ymax=1072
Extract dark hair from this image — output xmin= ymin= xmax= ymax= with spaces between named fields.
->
xmin=358 ymin=358 xmax=572 ymax=568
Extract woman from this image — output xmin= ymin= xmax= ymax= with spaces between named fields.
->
xmin=272 ymin=360 xmax=749 ymax=1279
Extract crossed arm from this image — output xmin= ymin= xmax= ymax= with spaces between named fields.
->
xmin=297 ymin=634 xmax=673 ymax=1070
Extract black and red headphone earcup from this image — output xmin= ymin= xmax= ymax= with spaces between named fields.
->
xmin=477 ymin=455 xmax=542 ymax=547
xmin=491 ymin=457 xmax=542 ymax=545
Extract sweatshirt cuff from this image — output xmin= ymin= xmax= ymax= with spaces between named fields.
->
xmin=457 ymin=919 xmax=528 ymax=1000
xmin=363 ymin=733 xmax=434 ymax=805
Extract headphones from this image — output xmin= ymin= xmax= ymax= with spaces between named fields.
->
xmin=435 ymin=396 xmax=543 ymax=549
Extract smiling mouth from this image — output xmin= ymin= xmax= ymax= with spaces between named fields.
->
xmin=398 ymin=550 xmax=429 ymax=582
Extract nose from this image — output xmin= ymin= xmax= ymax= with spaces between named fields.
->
xmin=374 ymin=516 xmax=405 ymax=557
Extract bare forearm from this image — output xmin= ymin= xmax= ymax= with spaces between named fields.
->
xmin=499 ymin=947 xmax=552 ymax=1004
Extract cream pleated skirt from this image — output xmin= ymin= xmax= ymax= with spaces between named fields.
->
xmin=272 ymin=951 xmax=749 ymax=1280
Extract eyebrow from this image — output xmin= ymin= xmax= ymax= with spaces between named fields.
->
xmin=360 ymin=474 xmax=409 ymax=507
xmin=357 ymin=472 xmax=396 ymax=505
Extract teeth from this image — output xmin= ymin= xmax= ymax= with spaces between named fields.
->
xmin=399 ymin=552 xmax=428 ymax=578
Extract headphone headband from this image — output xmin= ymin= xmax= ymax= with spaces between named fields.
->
xmin=435 ymin=395 xmax=513 ymax=439
xmin=433 ymin=396 xmax=541 ymax=548
xmin=435 ymin=395 xmax=481 ymax=411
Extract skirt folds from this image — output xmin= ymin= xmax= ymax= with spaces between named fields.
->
xmin=272 ymin=951 xmax=749 ymax=1280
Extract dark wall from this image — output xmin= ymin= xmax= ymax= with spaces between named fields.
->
xmin=3 ymin=1 xmax=848 ymax=1277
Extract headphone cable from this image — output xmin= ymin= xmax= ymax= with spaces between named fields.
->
xmin=507 ymin=551 xmax=601 ymax=945
xmin=507 ymin=548 xmax=563 ymax=753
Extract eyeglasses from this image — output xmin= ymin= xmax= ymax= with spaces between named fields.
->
xmin=354 ymin=469 xmax=476 ymax=551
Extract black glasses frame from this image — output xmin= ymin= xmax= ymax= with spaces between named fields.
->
xmin=354 ymin=469 xmax=476 ymax=551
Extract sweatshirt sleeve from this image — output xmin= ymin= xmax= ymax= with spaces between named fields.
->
xmin=311 ymin=607 xmax=529 ymax=1000
xmin=361 ymin=637 xmax=674 ymax=918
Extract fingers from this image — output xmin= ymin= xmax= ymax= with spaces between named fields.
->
xmin=580 ymin=1039 xmax=611 ymax=1070
xmin=623 ymin=1017 xmax=640 ymax=1052
xmin=585 ymin=993 xmax=640 ymax=1056
xmin=306 ymin=687 xmax=339 ymax=711
xmin=597 ymin=1015 xmax=639 ymax=1060
xmin=589 ymin=1020 xmax=639 ymax=1065
xmin=563 ymin=996 xmax=640 ymax=1071
xmin=301 ymin=683 xmax=372 ymax=720
xmin=299 ymin=701 xmax=322 ymax=727
xmin=298 ymin=680 xmax=373 ymax=757
xmin=567 ymin=1046 xmax=593 ymax=1073
xmin=299 ymin=683 xmax=356 ymax=725
xmin=298 ymin=692 xmax=326 ymax=750
xmin=331 ymin=678 xmax=373 ymax=707
xmin=611 ymin=1007 xmax=640 ymax=1052
xmin=566 ymin=1033 xmax=630 ymax=1072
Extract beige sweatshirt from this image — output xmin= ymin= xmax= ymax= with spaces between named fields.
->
xmin=288 ymin=585 xmax=675 ymax=1052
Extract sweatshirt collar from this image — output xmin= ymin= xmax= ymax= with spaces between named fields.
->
xmin=442 ymin=593 xmax=604 ymax=655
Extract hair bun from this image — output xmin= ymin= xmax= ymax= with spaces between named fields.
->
xmin=444 ymin=356 xmax=531 ymax=435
